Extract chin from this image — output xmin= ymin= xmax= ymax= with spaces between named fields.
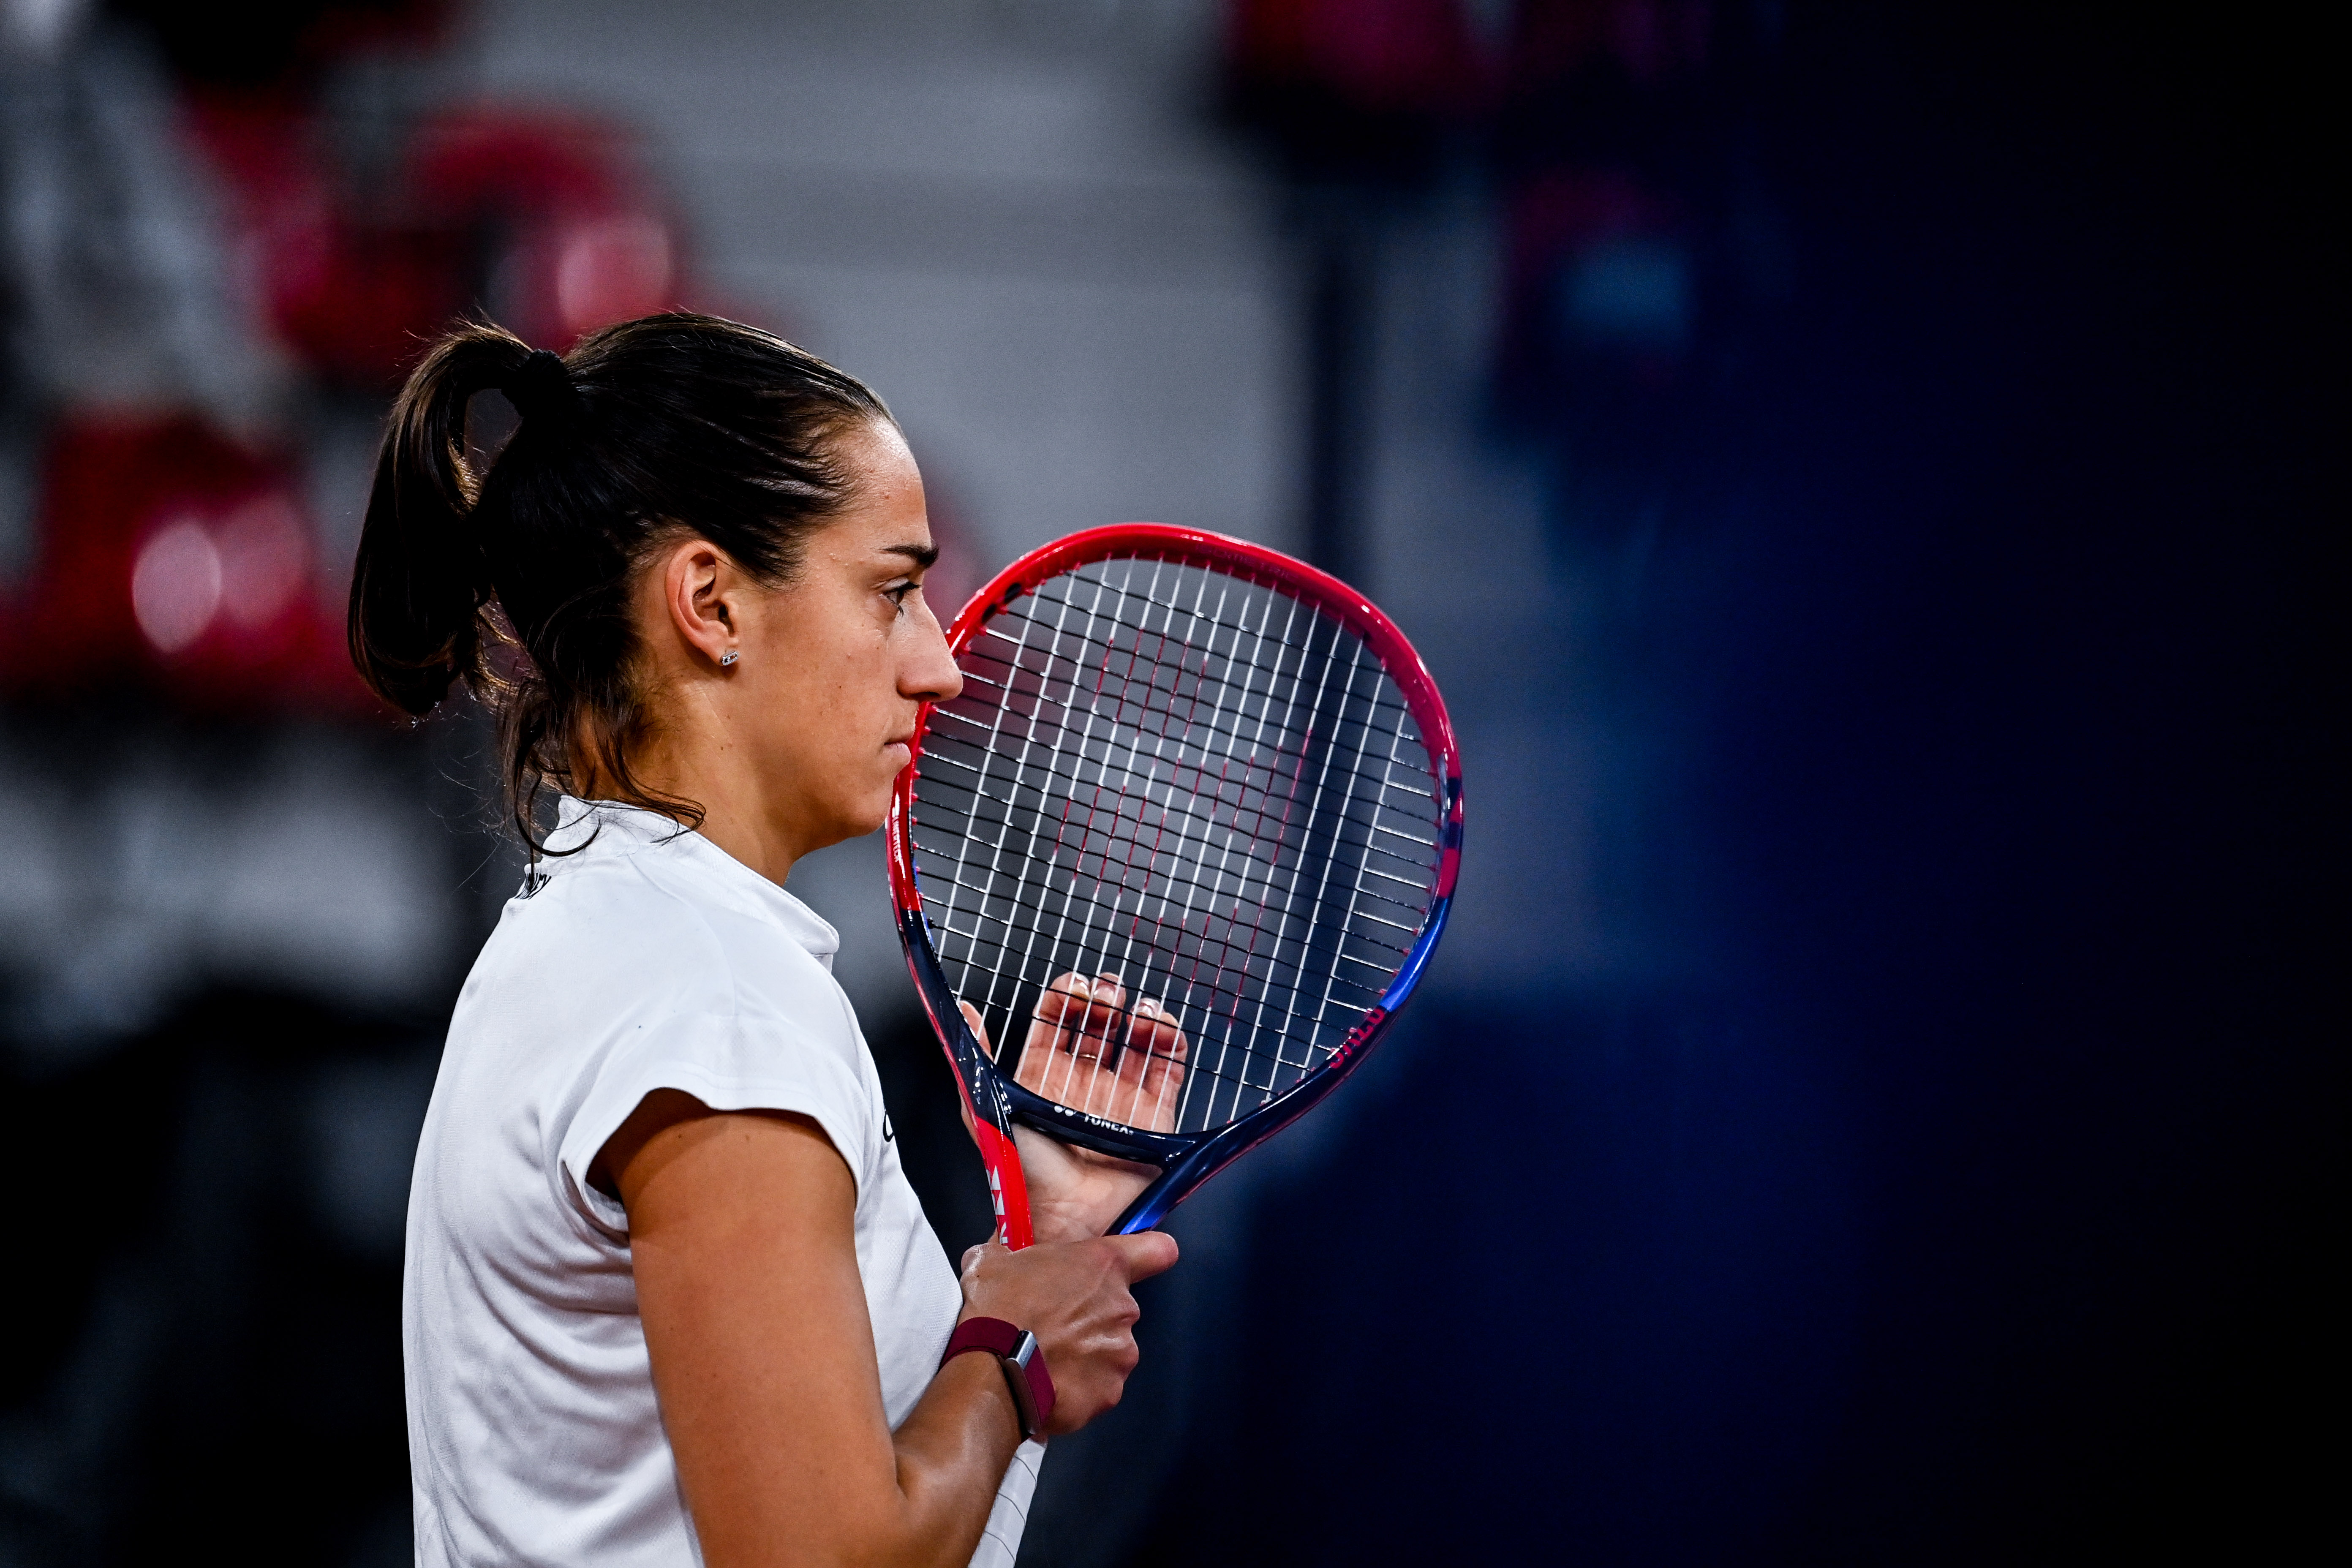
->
xmin=843 ymin=789 xmax=894 ymax=840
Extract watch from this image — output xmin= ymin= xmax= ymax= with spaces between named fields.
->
xmin=940 ymin=1316 xmax=1056 ymax=1440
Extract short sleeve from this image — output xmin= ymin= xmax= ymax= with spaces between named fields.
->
xmin=554 ymin=998 xmax=878 ymax=1236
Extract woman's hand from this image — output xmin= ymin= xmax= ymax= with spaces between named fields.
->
xmin=954 ymin=1231 xmax=1179 ymax=1435
xmin=958 ymin=974 xmax=1189 ymax=1243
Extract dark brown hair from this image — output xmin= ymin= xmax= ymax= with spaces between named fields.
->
xmin=347 ymin=312 xmax=892 ymax=853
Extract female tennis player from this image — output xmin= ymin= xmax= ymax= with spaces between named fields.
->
xmin=353 ymin=313 xmax=1180 ymax=1568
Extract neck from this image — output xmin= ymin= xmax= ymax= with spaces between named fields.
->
xmin=664 ymin=774 xmax=804 ymax=887
xmin=584 ymin=716 xmax=810 ymax=887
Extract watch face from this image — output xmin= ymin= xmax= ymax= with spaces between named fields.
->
xmin=1007 ymin=1330 xmax=1039 ymax=1370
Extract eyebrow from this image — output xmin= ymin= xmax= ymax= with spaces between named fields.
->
xmin=883 ymin=542 xmax=940 ymax=569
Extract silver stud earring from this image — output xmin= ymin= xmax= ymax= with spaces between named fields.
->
xmin=719 ymin=649 xmax=740 ymax=668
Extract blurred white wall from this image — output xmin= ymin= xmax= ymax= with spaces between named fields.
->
xmin=465 ymin=0 xmax=1301 ymax=582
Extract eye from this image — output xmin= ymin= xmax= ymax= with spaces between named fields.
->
xmin=883 ymin=580 xmax=918 ymax=612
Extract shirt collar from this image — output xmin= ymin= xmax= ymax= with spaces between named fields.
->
xmin=539 ymin=798 xmax=841 ymax=966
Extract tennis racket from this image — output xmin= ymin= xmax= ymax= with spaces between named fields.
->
xmin=886 ymin=523 xmax=1461 ymax=1247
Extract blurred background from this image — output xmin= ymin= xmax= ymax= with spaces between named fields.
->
xmin=0 ymin=1 xmax=2330 ymax=1564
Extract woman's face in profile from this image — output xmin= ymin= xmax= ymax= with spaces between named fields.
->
xmin=728 ymin=419 xmax=963 ymax=852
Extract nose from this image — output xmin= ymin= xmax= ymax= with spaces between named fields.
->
xmin=901 ymin=597 xmax=964 ymax=704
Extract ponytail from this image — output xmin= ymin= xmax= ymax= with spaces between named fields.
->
xmin=348 ymin=322 xmax=535 ymax=716
xmin=346 ymin=312 xmax=893 ymax=855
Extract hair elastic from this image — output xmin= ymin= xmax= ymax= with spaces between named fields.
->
xmin=503 ymin=349 xmax=577 ymax=425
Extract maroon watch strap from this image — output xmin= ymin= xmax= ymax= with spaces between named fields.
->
xmin=940 ymin=1316 xmax=1056 ymax=1439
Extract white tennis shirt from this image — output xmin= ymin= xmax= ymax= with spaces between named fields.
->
xmin=403 ymin=800 xmax=1042 ymax=1566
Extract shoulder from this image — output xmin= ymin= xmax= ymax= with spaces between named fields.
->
xmin=481 ymin=823 xmax=863 ymax=1062
xmin=468 ymin=844 xmax=736 ymax=1023
xmin=462 ymin=837 xmax=884 ymax=1232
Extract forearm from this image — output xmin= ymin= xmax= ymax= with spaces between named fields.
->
xmin=678 ymin=1348 xmax=1027 ymax=1568
xmin=880 ymin=1352 xmax=1032 ymax=1567
xmin=617 ymin=1106 xmax=1159 ymax=1567
xmin=622 ymin=1106 xmax=1023 ymax=1568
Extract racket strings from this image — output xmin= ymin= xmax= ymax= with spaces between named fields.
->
xmin=927 ymin=563 xmax=1430 ymax=1131
xmin=909 ymin=754 xmax=1433 ymax=952
xmin=959 ymin=598 xmax=1420 ymax=799
xmin=937 ymin=597 xmax=1437 ymax=912
xmin=939 ymin=694 xmax=1423 ymax=1129
xmin=957 ymin=593 xmax=1418 ymax=749
xmin=912 ymin=882 xmax=1406 ymax=1003
xmin=911 ymin=553 xmax=1443 ymax=1135
xmin=915 ymin=715 xmax=1441 ymax=901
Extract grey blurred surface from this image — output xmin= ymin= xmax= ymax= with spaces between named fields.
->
xmin=0 ymin=721 xmax=460 ymax=1063
xmin=465 ymin=0 xmax=1302 ymax=576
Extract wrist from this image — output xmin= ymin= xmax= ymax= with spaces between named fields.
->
xmin=940 ymin=1316 xmax=1055 ymax=1440
xmin=1023 ymin=1209 xmax=1097 ymax=1246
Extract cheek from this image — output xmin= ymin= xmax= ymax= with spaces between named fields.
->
xmin=759 ymin=633 xmax=901 ymax=768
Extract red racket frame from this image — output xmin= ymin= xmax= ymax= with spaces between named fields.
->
xmin=886 ymin=523 xmax=1462 ymax=1247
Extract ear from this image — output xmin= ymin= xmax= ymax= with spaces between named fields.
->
xmin=658 ymin=537 xmax=743 ymax=669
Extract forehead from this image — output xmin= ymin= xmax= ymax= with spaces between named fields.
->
xmin=833 ymin=419 xmax=920 ymax=496
xmin=820 ymin=420 xmax=930 ymax=554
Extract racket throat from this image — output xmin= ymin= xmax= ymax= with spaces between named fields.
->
xmin=970 ymin=1117 xmax=1037 ymax=1251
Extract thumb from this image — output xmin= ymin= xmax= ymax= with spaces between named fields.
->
xmin=1102 ymin=1228 xmax=1179 ymax=1283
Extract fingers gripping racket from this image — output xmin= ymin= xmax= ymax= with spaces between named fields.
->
xmin=886 ymin=524 xmax=1462 ymax=1247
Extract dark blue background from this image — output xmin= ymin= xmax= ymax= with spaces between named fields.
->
xmin=1116 ymin=8 xmax=2335 ymax=1563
